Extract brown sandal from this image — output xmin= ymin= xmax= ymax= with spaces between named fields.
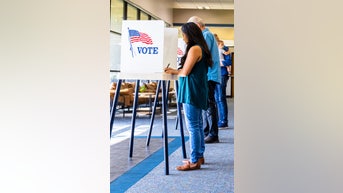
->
xmin=176 ymin=160 xmax=201 ymax=171
xmin=183 ymin=157 xmax=205 ymax=165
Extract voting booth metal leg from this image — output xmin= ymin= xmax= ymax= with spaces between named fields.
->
xmin=146 ymin=80 xmax=161 ymax=146
xmin=110 ymin=79 xmax=122 ymax=138
xmin=161 ymin=80 xmax=169 ymax=175
xmin=174 ymin=80 xmax=187 ymax=159
xmin=174 ymin=118 xmax=178 ymax=130
xmin=165 ymin=80 xmax=170 ymax=112
xmin=129 ymin=80 xmax=140 ymax=158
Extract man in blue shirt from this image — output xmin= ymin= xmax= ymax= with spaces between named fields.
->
xmin=188 ymin=16 xmax=221 ymax=143
xmin=215 ymin=39 xmax=232 ymax=128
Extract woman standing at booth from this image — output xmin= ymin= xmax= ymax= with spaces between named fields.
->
xmin=164 ymin=22 xmax=212 ymax=171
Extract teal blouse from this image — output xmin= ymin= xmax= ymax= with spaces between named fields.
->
xmin=178 ymin=47 xmax=209 ymax=110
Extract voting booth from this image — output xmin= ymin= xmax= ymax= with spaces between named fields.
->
xmin=177 ymin=38 xmax=186 ymax=69
xmin=118 ymin=20 xmax=178 ymax=80
xmin=110 ymin=20 xmax=187 ymax=175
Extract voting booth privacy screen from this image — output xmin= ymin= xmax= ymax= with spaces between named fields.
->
xmin=177 ymin=38 xmax=186 ymax=69
xmin=120 ymin=20 xmax=178 ymax=80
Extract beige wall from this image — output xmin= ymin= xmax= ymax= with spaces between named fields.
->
xmin=173 ymin=9 xmax=234 ymax=24
xmin=124 ymin=2 xmax=235 ymax=26
xmin=173 ymin=9 xmax=234 ymax=41
xmin=235 ymin=1 xmax=343 ymax=193
xmin=124 ymin=2 xmax=235 ymax=41
xmin=2 ymin=0 xmax=109 ymax=192
xmin=127 ymin=0 xmax=174 ymax=25
xmin=210 ymin=27 xmax=234 ymax=41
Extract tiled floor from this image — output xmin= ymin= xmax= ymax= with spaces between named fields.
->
xmin=110 ymin=98 xmax=234 ymax=193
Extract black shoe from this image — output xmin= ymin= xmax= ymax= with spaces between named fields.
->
xmin=218 ymin=122 xmax=228 ymax=128
xmin=218 ymin=125 xmax=229 ymax=130
xmin=204 ymin=136 xmax=219 ymax=143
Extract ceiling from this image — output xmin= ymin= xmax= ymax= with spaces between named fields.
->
xmin=173 ymin=0 xmax=234 ymax=10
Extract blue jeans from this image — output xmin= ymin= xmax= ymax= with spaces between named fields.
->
xmin=215 ymin=75 xmax=229 ymax=126
xmin=183 ymin=103 xmax=205 ymax=163
xmin=203 ymin=80 xmax=219 ymax=137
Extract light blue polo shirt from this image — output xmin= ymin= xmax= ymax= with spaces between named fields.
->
xmin=202 ymin=28 xmax=221 ymax=84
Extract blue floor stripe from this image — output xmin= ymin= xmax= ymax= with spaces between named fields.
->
xmin=110 ymin=136 xmax=189 ymax=193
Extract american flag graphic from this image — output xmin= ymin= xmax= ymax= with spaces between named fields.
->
xmin=128 ymin=29 xmax=153 ymax=44
xmin=177 ymin=47 xmax=184 ymax=56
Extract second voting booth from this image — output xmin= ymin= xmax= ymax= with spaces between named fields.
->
xmin=110 ymin=20 xmax=186 ymax=175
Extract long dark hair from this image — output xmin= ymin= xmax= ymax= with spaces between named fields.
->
xmin=180 ymin=22 xmax=213 ymax=68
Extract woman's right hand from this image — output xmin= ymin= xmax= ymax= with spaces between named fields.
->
xmin=164 ymin=67 xmax=176 ymax=74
